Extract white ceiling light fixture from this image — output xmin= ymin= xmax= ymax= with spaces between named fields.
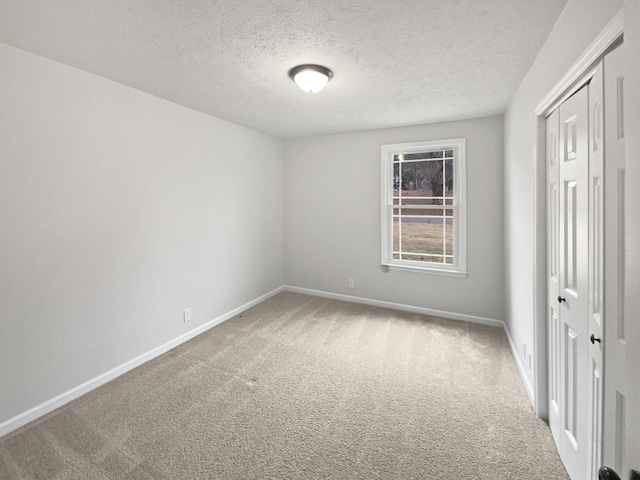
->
xmin=289 ymin=64 xmax=333 ymax=93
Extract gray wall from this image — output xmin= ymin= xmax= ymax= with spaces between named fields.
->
xmin=0 ymin=43 xmax=284 ymax=424
xmin=503 ymin=0 xmax=622 ymax=398
xmin=284 ymin=116 xmax=504 ymax=321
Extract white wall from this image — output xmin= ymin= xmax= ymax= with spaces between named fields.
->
xmin=503 ymin=0 xmax=622 ymax=397
xmin=0 ymin=43 xmax=284 ymax=425
xmin=284 ymin=116 xmax=504 ymax=322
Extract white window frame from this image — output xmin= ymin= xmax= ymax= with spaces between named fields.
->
xmin=380 ymin=138 xmax=467 ymax=277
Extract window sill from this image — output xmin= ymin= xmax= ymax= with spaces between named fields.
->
xmin=380 ymin=263 xmax=468 ymax=278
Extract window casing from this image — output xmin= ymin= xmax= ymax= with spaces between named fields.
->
xmin=381 ymin=138 xmax=467 ymax=276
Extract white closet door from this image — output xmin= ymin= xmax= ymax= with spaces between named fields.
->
xmin=587 ymin=62 xmax=604 ymax=480
xmin=602 ymin=44 xmax=629 ymax=475
xmin=547 ymin=108 xmax=561 ymax=447
xmin=547 ymin=84 xmax=590 ymax=480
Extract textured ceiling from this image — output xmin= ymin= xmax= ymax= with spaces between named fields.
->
xmin=0 ymin=0 xmax=567 ymax=139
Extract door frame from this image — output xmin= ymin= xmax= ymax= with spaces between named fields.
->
xmin=531 ymin=9 xmax=623 ymax=421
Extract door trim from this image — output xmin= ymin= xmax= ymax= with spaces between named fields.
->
xmin=536 ymin=10 xmax=624 ymax=117
xmin=531 ymin=9 xmax=623 ymax=420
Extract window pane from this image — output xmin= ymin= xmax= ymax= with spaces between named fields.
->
xmin=400 ymin=160 xmax=447 ymax=204
xmin=393 ymin=217 xmax=400 ymax=251
xmin=399 ymin=221 xmax=445 ymax=257
xmin=445 ymin=158 xmax=454 ymax=197
xmin=403 ymin=254 xmax=443 ymax=263
xmin=399 ymin=162 xmax=421 ymax=191
xmin=400 ymin=198 xmax=441 ymax=206
xmin=444 ymin=208 xmax=454 ymax=219
xmin=399 ymin=207 xmax=446 ymax=217
xmin=403 ymin=150 xmax=443 ymax=160
xmin=445 ymin=222 xmax=453 ymax=263
xmin=399 ymin=194 xmax=445 ymax=208
xmin=401 ymin=208 xmax=422 ymax=217
xmin=393 ymin=163 xmax=400 ymax=194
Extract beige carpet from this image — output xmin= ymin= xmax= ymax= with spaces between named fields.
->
xmin=0 ymin=292 xmax=569 ymax=479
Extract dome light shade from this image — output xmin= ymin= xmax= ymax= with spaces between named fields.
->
xmin=289 ymin=64 xmax=333 ymax=93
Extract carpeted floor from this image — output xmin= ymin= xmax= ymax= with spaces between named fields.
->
xmin=0 ymin=292 xmax=569 ymax=479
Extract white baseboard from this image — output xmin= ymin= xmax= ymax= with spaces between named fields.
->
xmin=0 ymin=286 xmax=284 ymax=438
xmin=283 ymin=285 xmax=505 ymax=328
xmin=502 ymin=325 xmax=535 ymax=405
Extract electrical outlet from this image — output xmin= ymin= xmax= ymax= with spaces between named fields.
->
xmin=348 ymin=278 xmax=355 ymax=289
xmin=183 ymin=308 xmax=192 ymax=323
xmin=528 ymin=350 xmax=532 ymax=369
xmin=522 ymin=341 xmax=527 ymax=360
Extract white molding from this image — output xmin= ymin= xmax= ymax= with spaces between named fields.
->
xmin=532 ymin=113 xmax=549 ymax=419
xmin=0 ymin=286 xmax=284 ymax=438
xmin=380 ymin=263 xmax=468 ymax=278
xmin=503 ymin=323 xmax=535 ymax=405
xmin=535 ymin=9 xmax=623 ymax=116
xmin=284 ymin=285 xmax=504 ymax=328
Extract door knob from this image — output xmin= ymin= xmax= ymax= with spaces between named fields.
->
xmin=599 ymin=467 xmax=621 ymax=480
xmin=557 ymin=295 xmax=566 ymax=303
xmin=599 ymin=468 xmax=640 ymax=480
xmin=590 ymin=334 xmax=602 ymax=344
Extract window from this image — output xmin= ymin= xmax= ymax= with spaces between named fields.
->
xmin=381 ymin=138 xmax=467 ymax=276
